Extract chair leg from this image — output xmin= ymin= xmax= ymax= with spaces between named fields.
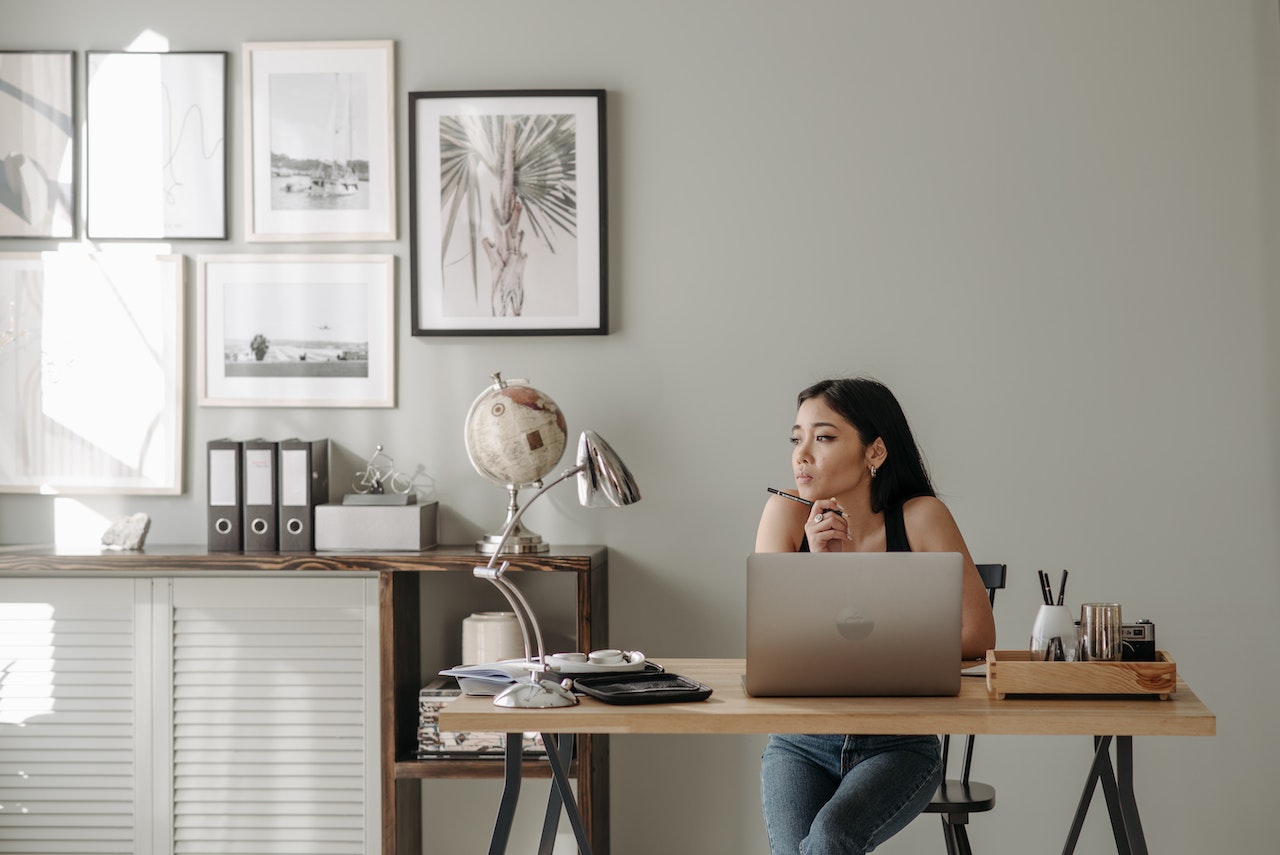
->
xmin=954 ymin=823 xmax=973 ymax=855
xmin=940 ymin=817 xmax=959 ymax=855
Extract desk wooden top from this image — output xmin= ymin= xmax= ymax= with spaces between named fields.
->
xmin=438 ymin=658 xmax=1216 ymax=737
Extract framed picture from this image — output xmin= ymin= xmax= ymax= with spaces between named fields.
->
xmin=409 ymin=89 xmax=606 ymax=336
xmin=0 ymin=251 xmax=184 ymax=494
xmin=0 ymin=51 xmax=76 ymax=239
xmin=197 ymin=254 xmax=395 ymax=408
xmin=87 ymin=51 xmax=228 ymax=239
xmin=243 ymin=40 xmax=395 ymax=242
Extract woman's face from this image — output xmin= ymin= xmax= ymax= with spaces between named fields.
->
xmin=791 ymin=395 xmax=872 ymax=500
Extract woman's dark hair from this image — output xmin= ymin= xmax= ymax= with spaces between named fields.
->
xmin=797 ymin=377 xmax=935 ymax=514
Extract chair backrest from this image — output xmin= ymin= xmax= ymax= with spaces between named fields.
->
xmin=975 ymin=563 xmax=1007 ymax=607
xmin=944 ymin=563 xmax=1006 ymax=784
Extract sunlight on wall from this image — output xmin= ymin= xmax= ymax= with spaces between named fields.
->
xmin=0 ymin=602 xmax=55 ymax=726
xmin=2 ymin=252 xmax=181 ymax=493
xmin=53 ymin=497 xmax=111 ymax=546
xmin=87 ymin=55 xmax=169 ymax=235
xmin=126 ymin=29 xmax=170 ymax=52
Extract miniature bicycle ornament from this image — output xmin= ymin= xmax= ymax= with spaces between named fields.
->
xmin=351 ymin=445 xmax=413 ymax=496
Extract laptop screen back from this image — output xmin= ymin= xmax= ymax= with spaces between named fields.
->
xmin=744 ymin=551 xmax=964 ymax=697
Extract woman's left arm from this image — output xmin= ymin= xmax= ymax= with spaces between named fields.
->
xmin=902 ymin=496 xmax=997 ymax=659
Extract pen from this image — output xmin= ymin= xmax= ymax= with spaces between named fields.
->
xmin=1038 ymin=570 xmax=1054 ymax=606
xmin=766 ymin=487 xmax=847 ymax=517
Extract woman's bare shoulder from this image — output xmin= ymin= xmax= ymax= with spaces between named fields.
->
xmin=755 ymin=494 xmax=809 ymax=552
xmin=901 ymin=496 xmax=962 ymax=541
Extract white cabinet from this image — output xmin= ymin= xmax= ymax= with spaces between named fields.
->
xmin=0 ymin=577 xmax=147 ymax=855
xmin=0 ymin=575 xmax=380 ymax=855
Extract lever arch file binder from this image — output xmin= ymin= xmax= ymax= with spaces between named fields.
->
xmin=242 ymin=439 xmax=279 ymax=551
xmin=278 ymin=438 xmax=330 ymax=552
xmin=207 ymin=439 xmax=243 ymax=551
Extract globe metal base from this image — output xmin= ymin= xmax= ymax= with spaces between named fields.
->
xmin=476 ymin=500 xmax=550 ymax=554
xmin=477 ymin=531 xmax=550 ymax=554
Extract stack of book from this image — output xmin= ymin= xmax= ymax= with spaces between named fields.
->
xmin=417 ymin=678 xmax=544 ymax=759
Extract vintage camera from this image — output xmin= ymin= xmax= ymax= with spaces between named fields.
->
xmin=1121 ymin=619 xmax=1156 ymax=661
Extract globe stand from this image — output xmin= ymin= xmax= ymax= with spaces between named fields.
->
xmin=476 ymin=483 xmax=550 ymax=554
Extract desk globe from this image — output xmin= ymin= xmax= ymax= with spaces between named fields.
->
xmin=465 ymin=373 xmax=568 ymax=553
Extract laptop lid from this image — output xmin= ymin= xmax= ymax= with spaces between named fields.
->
xmin=744 ymin=551 xmax=964 ymax=697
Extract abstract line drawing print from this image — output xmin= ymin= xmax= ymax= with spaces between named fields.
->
xmin=87 ymin=52 xmax=227 ymax=239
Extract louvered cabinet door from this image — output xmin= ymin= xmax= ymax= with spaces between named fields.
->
xmin=169 ymin=576 xmax=380 ymax=855
xmin=0 ymin=577 xmax=151 ymax=855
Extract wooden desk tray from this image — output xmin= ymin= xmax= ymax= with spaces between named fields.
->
xmin=985 ymin=649 xmax=1177 ymax=699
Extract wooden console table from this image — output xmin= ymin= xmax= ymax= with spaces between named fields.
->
xmin=0 ymin=545 xmax=611 ymax=855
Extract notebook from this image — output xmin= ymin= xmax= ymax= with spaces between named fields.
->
xmin=744 ymin=551 xmax=964 ymax=697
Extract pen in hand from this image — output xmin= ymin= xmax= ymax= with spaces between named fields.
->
xmin=766 ymin=487 xmax=847 ymax=517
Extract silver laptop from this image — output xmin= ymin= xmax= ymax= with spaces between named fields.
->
xmin=744 ymin=551 xmax=964 ymax=697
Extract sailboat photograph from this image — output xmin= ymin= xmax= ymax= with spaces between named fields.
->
xmin=268 ymin=70 xmax=370 ymax=210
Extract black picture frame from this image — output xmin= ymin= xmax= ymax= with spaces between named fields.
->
xmin=0 ymin=50 xmax=76 ymax=239
xmin=86 ymin=51 xmax=228 ymax=240
xmin=409 ymin=89 xmax=607 ymax=336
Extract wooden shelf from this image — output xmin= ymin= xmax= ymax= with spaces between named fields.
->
xmin=377 ymin=546 xmax=609 ymax=855
xmin=396 ymin=756 xmax=577 ymax=780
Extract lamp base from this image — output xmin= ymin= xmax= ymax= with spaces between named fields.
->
xmin=493 ymin=677 xmax=579 ymax=708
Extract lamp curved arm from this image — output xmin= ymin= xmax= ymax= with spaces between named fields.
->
xmin=484 ymin=463 xmax=584 ymax=572
xmin=486 ymin=573 xmax=544 ymax=666
xmin=474 ymin=461 xmax=585 ymax=669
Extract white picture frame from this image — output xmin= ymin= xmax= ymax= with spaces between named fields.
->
xmin=0 ymin=251 xmax=184 ymax=494
xmin=243 ymin=40 xmax=396 ymax=242
xmin=197 ymin=254 xmax=395 ymax=408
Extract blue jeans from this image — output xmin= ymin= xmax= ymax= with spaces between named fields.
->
xmin=760 ymin=733 xmax=942 ymax=855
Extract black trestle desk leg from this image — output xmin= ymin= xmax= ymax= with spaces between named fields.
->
xmin=543 ymin=732 xmax=593 ymax=855
xmin=489 ymin=734 xmax=524 ymax=855
xmin=1095 ymin=737 xmax=1131 ymax=854
xmin=1062 ymin=735 xmax=1148 ymax=855
xmin=1115 ymin=736 xmax=1149 ymax=855
xmin=1062 ymin=735 xmax=1111 ymax=854
xmin=537 ymin=735 xmax=573 ymax=855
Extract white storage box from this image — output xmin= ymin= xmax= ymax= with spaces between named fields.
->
xmin=315 ymin=501 xmax=438 ymax=551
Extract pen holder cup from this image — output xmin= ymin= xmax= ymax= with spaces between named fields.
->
xmin=1030 ymin=604 xmax=1081 ymax=662
xmin=1079 ymin=602 xmax=1123 ymax=661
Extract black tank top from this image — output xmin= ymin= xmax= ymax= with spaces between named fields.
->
xmin=799 ymin=503 xmax=911 ymax=552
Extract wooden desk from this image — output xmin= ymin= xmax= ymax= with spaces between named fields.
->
xmin=441 ymin=658 xmax=1215 ymax=855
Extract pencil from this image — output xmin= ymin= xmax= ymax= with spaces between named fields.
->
xmin=766 ymin=487 xmax=847 ymax=517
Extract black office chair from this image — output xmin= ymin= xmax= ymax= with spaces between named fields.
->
xmin=920 ymin=562 xmax=1006 ymax=855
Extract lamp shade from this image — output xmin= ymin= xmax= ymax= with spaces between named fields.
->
xmin=576 ymin=430 xmax=641 ymax=508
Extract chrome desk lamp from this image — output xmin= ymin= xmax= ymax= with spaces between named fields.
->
xmin=474 ymin=430 xmax=641 ymax=708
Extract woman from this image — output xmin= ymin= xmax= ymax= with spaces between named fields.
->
xmin=756 ymin=377 xmax=996 ymax=855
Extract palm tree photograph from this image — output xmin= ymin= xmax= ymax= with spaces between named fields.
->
xmin=410 ymin=90 xmax=605 ymax=335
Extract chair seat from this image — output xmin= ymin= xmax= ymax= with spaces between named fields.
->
xmin=923 ymin=779 xmax=997 ymax=815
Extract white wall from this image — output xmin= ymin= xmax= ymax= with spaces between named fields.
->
xmin=4 ymin=2 xmax=1278 ymax=852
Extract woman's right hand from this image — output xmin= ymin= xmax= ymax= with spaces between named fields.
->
xmin=804 ymin=498 xmax=849 ymax=552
